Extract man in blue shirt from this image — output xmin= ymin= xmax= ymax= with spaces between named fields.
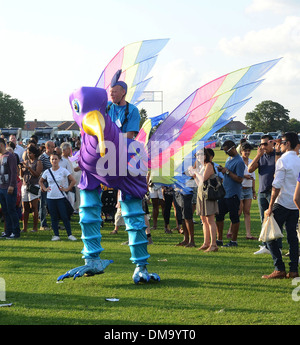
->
xmin=216 ymin=140 xmax=244 ymax=247
xmin=106 ymin=70 xmax=140 ymax=139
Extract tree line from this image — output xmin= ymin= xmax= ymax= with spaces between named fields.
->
xmin=0 ymin=91 xmax=25 ymax=128
xmin=245 ymin=100 xmax=300 ymax=133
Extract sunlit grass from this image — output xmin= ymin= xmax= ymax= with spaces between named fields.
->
xmin=0 ymin=148 xmax=299 ymax=325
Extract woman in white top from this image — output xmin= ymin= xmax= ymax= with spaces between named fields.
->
xmin=39 ymin=151 xmax=77 ymax=241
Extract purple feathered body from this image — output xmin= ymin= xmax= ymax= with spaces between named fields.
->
xmin=69 ymin=87 xmax=147 ymax=200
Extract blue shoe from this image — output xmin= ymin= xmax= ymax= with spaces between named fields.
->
xmin=223 ymin=240 xmax=238 ymax=247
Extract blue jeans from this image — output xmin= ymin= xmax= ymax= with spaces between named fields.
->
xmin=46 ymin=198 xmax=72 ymax=237
xmin=39 ymin=189 xmax=49 ymax=227
xmin=267 ymin=203 xmax=299 ymax=272
xmin=257 ymin=191 xmax=271 ymax=223
xmin=0 ymin=187 xmax=20 ymax=237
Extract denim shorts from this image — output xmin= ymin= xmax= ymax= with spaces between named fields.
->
xmin=241 ymin=187 xmax=253 ymax=200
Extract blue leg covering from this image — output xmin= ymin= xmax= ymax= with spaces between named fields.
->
xmin=120 ymin=196 xmax=160 ymax=284
xmin=57 ymin=189 xmax=113 ymax=281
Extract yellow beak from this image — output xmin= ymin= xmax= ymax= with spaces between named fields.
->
xmin=82 ymin=110 xmax=106 ymax=157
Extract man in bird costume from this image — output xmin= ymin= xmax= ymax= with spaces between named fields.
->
xmin=57 ymin=72 xmax=160 ymax=284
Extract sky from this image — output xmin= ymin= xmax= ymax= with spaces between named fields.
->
xmin=0 ymin=0 xmax=300 ymax=124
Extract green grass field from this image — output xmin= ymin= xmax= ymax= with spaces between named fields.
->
xmin=0 ymin=148 xmax=299 ymax=325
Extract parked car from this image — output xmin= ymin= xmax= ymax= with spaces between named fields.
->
xmin=248 ymin=134 xmax=262 ymax=147
xmin=216 ymin=132 xmax=230 ymax=146
xmin=267 ymin=132 xmax=279 ymax=138
xmin=233 ymin=134 xmax=244 ymax=145
xmin=220 ymin=135 xmax=236 ymax=149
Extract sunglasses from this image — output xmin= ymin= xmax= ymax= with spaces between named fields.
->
xmin=225 ymin=146 xmax=234 ymax=154
xmin=259 ymin=142 xmax=269 ymax=147
xmin=280 ymin=141 xmax=287 ymax=145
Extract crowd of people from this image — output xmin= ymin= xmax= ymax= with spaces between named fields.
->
xmin=0 ymin=134 xmax=81 ymax=241
xmin=2 ymin=68 xmax=300 ymax=280
xmin=1 ymin=130 xmax=300 ymax=278
xmin=111 ymin=132 xmax=300 ymax=279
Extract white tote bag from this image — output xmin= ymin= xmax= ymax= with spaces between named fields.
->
xmin=259 ymin=214 xmax=284 ymax=242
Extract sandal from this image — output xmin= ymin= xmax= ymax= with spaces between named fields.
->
xmin=197 ymin=244 xmax=210 ymax=251
xmin=246 ymin=236 xmax=258 ymax=240
xmin=205 ymin=245 xmax=218 ymax=252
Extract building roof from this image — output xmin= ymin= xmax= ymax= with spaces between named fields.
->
xmin=225 ymin=120 xmax=248 ymax=131
xmin=57 ymin=121 xmax=74 ymax=130
xmin=24 ymin=120 xmax=80 ymax=132
xmin=65 ymin=122 xmax=79 ymax=131
xmin=56 ymin=121 xmax=79 ymax=131
xmin=23 ymin=121 xmax=51 ymax=131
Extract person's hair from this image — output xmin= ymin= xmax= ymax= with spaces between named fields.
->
xmin=203 ymin=148 xmax=211 ymax=163
xmin=282 ymin=132 xmax=300 ymax=149
xmin=30 ymin=134 xmax=38 ymax=143
xmin=0 ymin=138 xmax=6 ymax=146
xmin=60 ymin=142 xmax=71 ymax=151
xmin=7 ymin=141 xmax=16 ymax=150
xmin=206 ymin=148 xmax=215 ymax=158
xmin=240 ymin=138 xmax=246 ymax=144
xmin=241 ymin=143 xmax=253 ymax=151
xmin=222 ymin=140 xmax=235 ymax=150
xmin=28 ymin=138 xmax=37 ymax=145
xmin=27 ymin=144 xmax=40 ymax=158
xmin=51 ymin=151 xmax=61 ymax=160
xmin=261 ymin=134 xmax=273 ymax=140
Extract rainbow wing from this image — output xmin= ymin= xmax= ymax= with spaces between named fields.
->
xmin=95 ymin=39 xmax=169 ymax=105
xmin=148 ymin=58 xmax=281 ymax=188
xmin=136 ymin=112 xmax=168 ymax=146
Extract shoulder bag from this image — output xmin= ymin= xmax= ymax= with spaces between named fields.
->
xmin=48 ymin=168 xmax=74 ymax=218
xmin=202 ymin=164 xmax=226 ymax=201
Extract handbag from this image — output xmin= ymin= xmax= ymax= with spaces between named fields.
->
xmin=258 ymin=214 xmax=284 ymax=242
xmin=48 ymin=169 xmax=74 ymax=218
xmin=27 ymin=184 xmax=40 ymax=195
xmin=202 ymin=164 xmax=226 ymax=201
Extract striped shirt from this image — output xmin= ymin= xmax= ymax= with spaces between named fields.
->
xmin=38 ymin=152 xmax=52 ymax=171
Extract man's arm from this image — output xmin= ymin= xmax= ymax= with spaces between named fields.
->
xmin=248 ymin=146 xmax=264 ymax=173
xmin=265 ymin=158 xmax=285 ymax=216
xmin=218 ymin=165 xmax=243 ymax=183
xmin=293 ymin=181 xmax=300 ymax=210
xmin=8 ymin=153 xmax=17 ymax=194
xmin=265 ymin=187 xmax=280 ymax=217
